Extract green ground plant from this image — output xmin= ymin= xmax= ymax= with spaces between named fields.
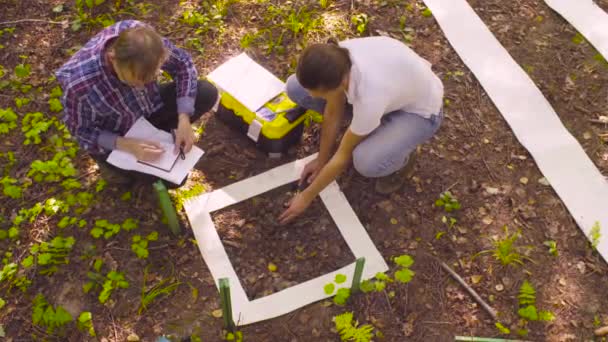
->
xmin=435 ymin=191 xmax=461 ymax=212
xmin=72 ymin=0 xmax=115 ymax=32
xmin=360 ymin=254 xmax=415 ymax=293
xmin=515 ymin=280 xmax=555 ymax=336
xmin=131 ymin=231 xmax=158 ymax=259
xmin=590 ymin=221 xmax=601 ymax=250
xmin=139 ymin=266 xmax=181 ymax=314
xmin=324 ymin=273 xmax=350 ymax=305
xmin=351 ymin=13 xmax=369 ymax=35
xmin=0 ymin=262 xmax=32 ymax=292
xmin=334 ymin=311 xmax=378 ymax=342
xmin=28 ymin=151 xmax=78 ymax=183
xmin=543 ymin=240 xmax=558 ymax=257
xmin=240 ymin=3 xmax=323 ymax=55
xmin=77 ymin=311 xmax=96 ymax=337
xmin=32 ymin=293 xmax=73 ymax=334
xmin=83 ymin=260 xmax=130 ymax=304
xmin=475 ymin=226 xmax=529 ymax=266
xmin=90 ymin=218 xmax=138 ymax=239
xmin=0 ymin=107 xmax=17 ymax=135
xmin=172 ymin=183 xmax=206 ymax=211
xmin=21 ymin=236 xmax=76 ymax=276
xmin=0 ymin=176 xmax=21 ymax=199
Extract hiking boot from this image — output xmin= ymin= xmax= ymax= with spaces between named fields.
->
xmin=374 ymin=149 xmax=418 ymax=195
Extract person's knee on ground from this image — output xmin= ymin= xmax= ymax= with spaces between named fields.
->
xmin=352 ymin=145 xmax=411 ymax=178
xmin=193 ymin=80 xmax=219 ymax=120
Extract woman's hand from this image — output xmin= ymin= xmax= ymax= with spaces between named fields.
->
xmin=300 ymin=158 xmax=324 ymax=187
xmin=278 ymin=191 xmax=314 ymax=224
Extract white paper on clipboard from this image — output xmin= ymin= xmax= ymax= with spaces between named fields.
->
xmin=106 ymin=117 xmax=204 ymax=184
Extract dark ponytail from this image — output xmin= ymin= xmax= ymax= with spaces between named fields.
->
xmin=296 ymin=39 xmax=351 ymax=91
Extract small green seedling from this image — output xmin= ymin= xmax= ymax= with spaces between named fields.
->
xmin=1 ymin=176 xmax=22 ymax=199
xmin=58 ymin=216 xmax=87 ymax=229
xmin=77 ymin=311 xmax=96 ymax=337
xmin=99 ymin=271 xmax=129 ymax=304
xmin=22 ymin=236 xmax=75 ymax=275
xmin=590 ymin=221 xmax=601 ymax=250
xmin=351 ymin=13 xmax=369 ymax=35
xmin=360 ymin=254 xmax=415 ymax=293
xmin=324 ymin=273 xmax=350 ymax=305
xmin=543 ymin=240 xmax=558 ymax=257
xmin=517 ymin=280 xmax=555 ymax=322
xmin=131 ymin=231 xmax=159 ymax=259
xmin=91 ymin=218 xmax=137 ymax=239
xmin=224 ymin=331 xmax=243 ymax=341
xmin=172 ymin=183 xmax=206 ymax=211
xmin=495 ymin=322 xmax=510 ymax=335
xmin=486 ymin=226 xmax=526 ymax=266
xmin=139 ymin=266 xmax=181 ymax=314
xmin=334 ymin=311 xmax=377 ymax=342
xmin=83 ymin=260 xmax=129 ymax=304
xmin=0 ymin=108 xmax=18 ymax=135
xmin=32 ymin=294 xmax=72 ymax=333
xmin=435 ymin=191 xmax=461 ymax=212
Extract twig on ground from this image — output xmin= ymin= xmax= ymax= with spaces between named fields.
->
xmin=481 ymin=157 xmax=497 ymax=181
xmin=444 ymin=181 xmax=459 ymax=192
xmin=437 ymin=259 xmax=498 ymax=320
xmin=0 ymin=19 xmax=65 ymax=26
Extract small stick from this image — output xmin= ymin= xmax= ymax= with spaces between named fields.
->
xmin=0 ymin=19 xmax=65 ymax=26
xmin=438 ymin=260 xmax=498 ymax=320
xmin=595 ymin=326 xmax=608 ymax=336
xmin=455 ymin=337 xmax=531 ymax=342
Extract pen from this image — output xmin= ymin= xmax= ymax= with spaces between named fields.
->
xmin=171 ymin=129 xmax=186 ymax=160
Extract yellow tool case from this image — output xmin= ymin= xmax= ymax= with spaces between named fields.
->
xmin=215 ymin=90 xmax=308 ymax=157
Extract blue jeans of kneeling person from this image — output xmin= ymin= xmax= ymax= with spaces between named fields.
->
xmin=286 ymin=75 xmax=443 ymax=178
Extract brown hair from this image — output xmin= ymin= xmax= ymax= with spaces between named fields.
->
xmin=110 ymin=26 xmax=167 ymax=83
xmin=296 ymin=38 xmax=351 ymax=90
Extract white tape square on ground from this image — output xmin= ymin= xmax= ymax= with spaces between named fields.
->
xmin=184 ymin=154 xmax=389 ymax=325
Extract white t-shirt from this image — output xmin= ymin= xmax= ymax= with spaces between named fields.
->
xmin=340 ymin=37 xmax=444 ymax=136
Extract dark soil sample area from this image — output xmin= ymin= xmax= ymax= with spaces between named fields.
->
xmin=212 ymin=183 xmax=355 ymax=300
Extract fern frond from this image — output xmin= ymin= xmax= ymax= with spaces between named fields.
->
xmin=517 ymin=280 xmax=536 ymax=306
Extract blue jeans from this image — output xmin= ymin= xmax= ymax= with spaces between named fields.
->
xmin=286 ymin=75 xmax=443 ymax=178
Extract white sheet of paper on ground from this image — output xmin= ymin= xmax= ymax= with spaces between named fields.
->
xmin=544 ymin=0 xmax=608 ymax=59
xmin=106 ymin=117 xmax=204 ymax=184
xmin=184 ymin=154 xmax=389 ymax=325
xmin=422 ymin=0 xmax=608 ymax=261
xmin=207 ymin=52 xmax=285 ymax=112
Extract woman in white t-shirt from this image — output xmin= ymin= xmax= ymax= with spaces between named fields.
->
xmin=279 ymin=36 xmax=444 ymax=224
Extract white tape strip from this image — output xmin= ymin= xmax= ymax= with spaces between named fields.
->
xmin=184 ymin=155 xmax=388 ymax=325
xmin=544 ymin=0 xmax=608 ymax=59
xmin=422 ymin=0 xmax=608 ymax=260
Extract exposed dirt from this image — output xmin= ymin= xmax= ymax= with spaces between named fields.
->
xmin=212 ymin=183 xmax=355 ymax=300
xmin=1 ymin=0 xmax=608 ymax=341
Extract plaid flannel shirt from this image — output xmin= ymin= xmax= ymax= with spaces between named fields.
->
xmin=56 ymin=20 xmax=198 ymax=155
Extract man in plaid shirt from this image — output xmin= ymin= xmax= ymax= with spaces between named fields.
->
xmin=56 ymin=20 xmax=218 ymax=186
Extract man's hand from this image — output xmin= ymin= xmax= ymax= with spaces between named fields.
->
xmin=175 ymin=113 xmax=196 ymax=154
xmin=116 ymin=137 xmax=165 ymax=162
xmin=300 ymin=158 xmax=324 ymax=187
xmin=279 ymin=191 xmax=314 ymax=224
